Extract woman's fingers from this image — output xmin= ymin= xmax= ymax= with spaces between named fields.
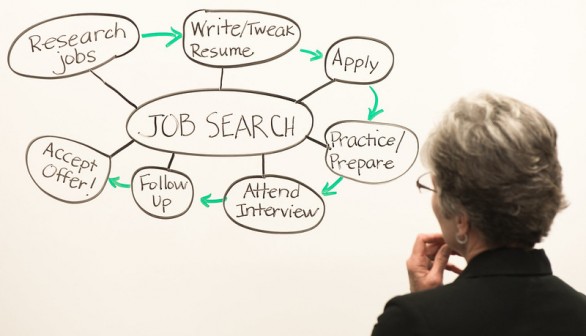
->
xmin=411 ymin=233 xmax=445 ymax=256
xmin=430 ymin=244 xmax=451 ymax=275
xmin=425 ymin=243 xmax=443 ymax=260
xmin=407 ymin=234 xmax=467 ymax=292
xmin=446 ymin=263 xmax=463 ymax=275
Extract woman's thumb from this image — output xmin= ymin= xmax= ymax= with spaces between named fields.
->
xmin=431 ymin=244 xmax=451 ymax=274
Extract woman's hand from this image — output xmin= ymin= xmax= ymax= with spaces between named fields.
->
xmin=406 ymin=233 xmax=462 ymax=292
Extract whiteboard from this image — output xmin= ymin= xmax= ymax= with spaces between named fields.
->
xmin=1 ymin=1 xmax=585 ymax=335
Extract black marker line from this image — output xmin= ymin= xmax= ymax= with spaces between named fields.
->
xmin=91 ymin=70 xmax=137 ymax=109
xmin=167 ymin=153 xmax=176 ymax=170
xmin=296 ymin=79 xmax=335 ymax=103
xmin=110 ymin=140 xmax=134 ymax=158
xmin=396 ymin=130 xmax=406 ymax=153
xmin=220 ymin=68 xmax=224 ymax=90
xmin=261 ymin=154 xmax=266 ymax=177
xmin=307 ymin=136 xmax=328 ymax=149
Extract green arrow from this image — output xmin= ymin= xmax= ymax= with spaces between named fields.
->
xmin=108 ymin=176 xmax=130 ymax=189
xmin=322 ymin=176 xmax=343 ymax=196
xmin=201 ymin=193 xmax=226 ymax=208
xmin=300 ymin=49 xmax=323 ymax=61
xmin=368 ymin=86 xmax=384 ymax=121
xmin=141 ymin=27 xmax=182 ymax=47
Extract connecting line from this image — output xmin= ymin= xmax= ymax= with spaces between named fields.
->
xmin=296 ymin=79 xmax=335 ymax=103
xmin=261 ymin=154 xmax=266 ymax=177
xmin=219 ymin=68 xmax=224 ymax=90
xmin=110 ymin=140 xmax=135 ymax=158
xmin=91 ymin=70 xmax=138 ymax=109
xmin=167 ymin=153 xmax=176 ymax=170
xmin=306 ymin=136 xmax=328 ymax=149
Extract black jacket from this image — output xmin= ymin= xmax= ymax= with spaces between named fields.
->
xmin=372 ymin=248 xmax=586 ymax=335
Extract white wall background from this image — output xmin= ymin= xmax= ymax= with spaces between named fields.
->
xmin=1 ymin=1 xmax=585 ymax=335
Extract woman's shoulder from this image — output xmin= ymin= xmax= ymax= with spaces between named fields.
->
xmin=376 ymin=271 xmax=586 ymax=336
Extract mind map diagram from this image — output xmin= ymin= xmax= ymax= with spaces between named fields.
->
xmin=8 ymin=9 xmax=419 ymax=234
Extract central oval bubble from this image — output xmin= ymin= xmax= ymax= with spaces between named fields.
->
xmin=127 ymin=89 xmax=313 ymax=156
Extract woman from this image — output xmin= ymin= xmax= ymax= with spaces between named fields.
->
xmin=372 ymin=92 xmax=586 ymax=335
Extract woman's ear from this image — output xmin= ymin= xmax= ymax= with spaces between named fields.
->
xmin=456 ymin=211 xmax=470 ymax=236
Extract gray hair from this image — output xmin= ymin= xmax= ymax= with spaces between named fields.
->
xmin=422 ymin=92 xmax=567 ymax=248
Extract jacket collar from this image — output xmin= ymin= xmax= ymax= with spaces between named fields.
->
xmin=456 ymin=248 xmax=552 ymax=280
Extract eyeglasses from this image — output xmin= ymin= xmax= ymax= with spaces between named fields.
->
xmin=416 ymin=172 xmax=436 ymax=193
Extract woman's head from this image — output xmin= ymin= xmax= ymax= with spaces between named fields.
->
xmin=422 ymin=92 xmax=566 ymax=249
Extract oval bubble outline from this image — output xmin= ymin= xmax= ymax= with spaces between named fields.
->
xmin=25 ymin=135 xmax=112 ymax=203
xmin=131 ymin=166 xmax=195 ymax=220
xmin=323 ymin=120 xmax=419 ymax=184
xmin=223 ymin=174 xmax=326 ymax=234
xmin=324 ymin=36 xmax=394 ymax=85
xmin=126 ymin=88 xmax=314 ymax=157
xmin=8 ymin=13 xmax=140 ymax=79
xmin=182 ymin=9 xmax=301 ymax=68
